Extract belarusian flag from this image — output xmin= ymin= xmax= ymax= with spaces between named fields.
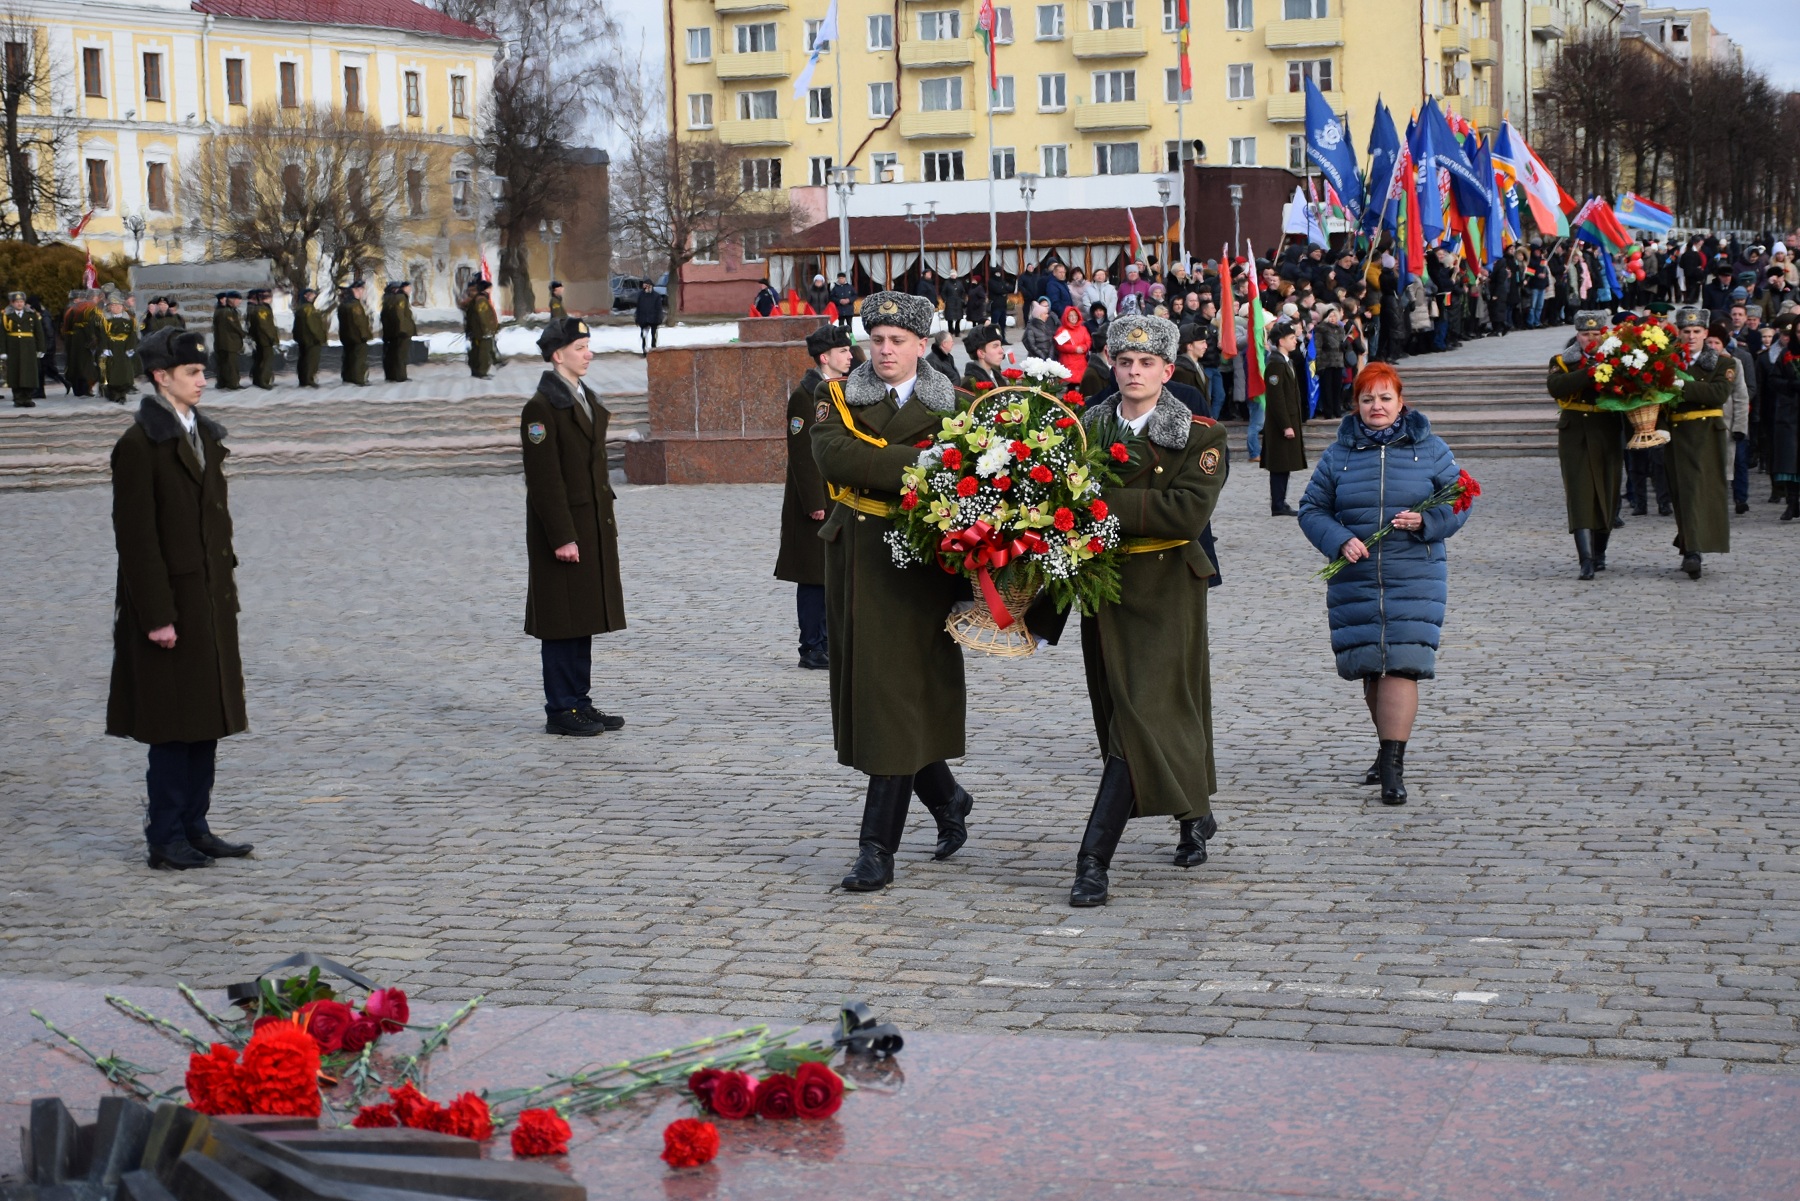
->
xmin=1217 ymin=244 xmax=1238 ymax=358
xmin=1243 ymin=241 xmax=1267 ymax=402
xmin=1176 ymin=0 xmax=1191 ymax=91
xmin=1507 ymin=123 xmax=1570 ymax=237
xmin=1571 ymin=196 xmax=1632 ymax=254
xmin=976 ymin=0 xmax=999 ymax=92
xmin=1125 ymin=208 xmax=1143 ymax=263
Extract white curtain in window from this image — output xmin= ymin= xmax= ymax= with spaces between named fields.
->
xmin=855 ymin=252 xmax=886 ymax=284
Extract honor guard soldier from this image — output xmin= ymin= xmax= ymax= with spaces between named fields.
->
xmin=465 ymin=279 xmax=499 ymax=378
xmin=338 ymin=280 xmax=373 ymax=386
xmin=165 ymin=299 xmax=187 ymax=330
xmin=1667 ymin=306 xmax=1733 ymax=579
xmin=960 ymin=324 xmax=1006 ymax=390
xmin=1549 ymin=310 xmax=1625 ymax=579
xmin=812 ymin=290 xmax=975 ymax=892
xmin=521 ymin=316 xmax=628 ymax=735
xmin=777 ymin=324 xmax=854 ymax=670
xmin=381 ymin=280 xmax=417 ymax=382
xmin=99 ymin=290 xmax=140 ymax=404
xmin=142 ymin=296 xmax=174 ymax=334
xmin=109 ymin=326 xmax=254 ymax=871
xmin=548 ymin=280 xmax=566 ymax=320
xmin=67 ymin=291 xmax=105 ymax=397
xmin=247 ymin=289 xmax=279 ymax=389
xmin=293 ymin=287 xmax=326 ymax=387
xmin=211 ymin=291 xmax=244 ymax=389
xmin=5 ymin=291 xmax=40 ymax=407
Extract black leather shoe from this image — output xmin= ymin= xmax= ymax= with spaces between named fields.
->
xmin=1173 ymin=813 xmax=1215 ymax=868
xmin=1630 ymin=502 xmax=1648 ymax=516
xmin=798 ymin=650 xmax=829 ymax=670
xmin=577 ymin=706 xmax=625 ymax=731
xmin=923 ymin=786 xmax=973 ymax=860
xmin=841 ymin=775 xmax=911 ymax=892
xmin=189 ymin=832 xmax=253 ymax=858
xmin=1378 ymin=739 xmax=1408 ymax=805
xmin=1270 ymin=505 xmax=1299 ymax=517
xmin=1681 ymin=553 xmax=1703 ymax=579
xmin=1658 ymin=503 xmax=1673 ymax=517
xmin=148 ymin=840 xmax=213 ymax=870
xmin=12 ymin=398 xmax=34 ymax=408
xmin=1070 ymin=853 xmax=1111 ymax=906
xmin=1574 ymin=530 xmax=1595 ymax=581
xmin=546 ymin=708 xmax=605 ymax=736
xmin=840 ymin=844 xmax=894 ymax=891
xmin=1737 ymin=502 xmax=1750 ymax=515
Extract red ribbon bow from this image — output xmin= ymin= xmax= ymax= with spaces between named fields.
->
xmin=939 ymin=523 xmax=1047 ymax=627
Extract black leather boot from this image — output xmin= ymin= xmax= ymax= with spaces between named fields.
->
xmin=1591 ymin=528 xmax=1610 ymax=572
xmin=842 ymin=775 xmax=912 ymax=892
xmin=1070 ymin=757 xmax=1136 ymax=907
xmin=913 ymin=760 xmax=974 ymax=859
xmin=1362 ymin=752 xmax=1382 ymax=786
xmin=1378 ymin=739 xmax=1408 ymax=805
xmin=1573 ymin=530 xmax=1595 ymax=581
xmin=1681 ymin=552 xmax=1703 ymax=579
xmin=1173 ymin=813 xmax=1217 ymax=868
xmin=1783 ymin=483 xmax=1799 ymax=522
xmin=148 ymin=839 xmax=213 ymax=870
xmin=189 ymin=832 xmax=253 ymax=858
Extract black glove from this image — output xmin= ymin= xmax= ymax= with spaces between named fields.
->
xmin=1733 ymin=430 xmax=1746 ymax=441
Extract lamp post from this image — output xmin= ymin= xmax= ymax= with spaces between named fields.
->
xmin=902 ymin=199 xmax=938 ymax=283
xmin=829 ymin=164 xmax=858 ymax=284
xmin=537 ymin=218 xmax=562 ymax=287
xmin=1153 ymin=176 xmax=1172 ymax=270
xmin=1228 ymin=183 xmax=1244 ymax=257
xmin=1017 ymin=171 xmax=1040 ymax=272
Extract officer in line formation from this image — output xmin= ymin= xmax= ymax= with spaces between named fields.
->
xmin=338 ymin=279 xmax=373 ymax=386
xmin=98 ymin=290 xmax=141 ymax=404
xmin=246 ymin=289 xmax=279 ymax=390
xmin=1547 ymin=311 xmax=1623 ymax=580
xmin=211 ymin=291 xmax=245 ymax=390
xmin=381 ymin=281 xmax=417 ymax=383
xmin=141 ymin=297 xmax=186 ymax=335
xmin=463 ymin=278 xmax=500 ymax=378
xmin=5 ymin=291 xmax=41 ymax=407
xmin=293 ymin=287 xmax=326 ymax=387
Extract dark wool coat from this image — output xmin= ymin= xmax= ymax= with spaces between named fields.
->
xmin=1547 ymin=345 xmax=1624 ymax=532
xmin=775 ymin=367 xmax=829 ymax=585
xmin=3 ymin=305 xmax=39 ymax=389
xmin=1298 ymin=410 xmax=1471 ymax=681
xmin=1665 ymin=346 xmax=1733 ymax=554
xmin=294 ymin=302 xmax=328 ymax=348
xmin=1261 ymin=351 xmax=1309 ymax=474
xmin=107 ymin=395 xmax=247 ymax=745
xmin=1079 ymin=391 xmax=1229 ymax=820
xmin=211 ymin=305 xmax=244 ymax=356
xmin=812 ymin=362 xmax=966 ymax=776
xmin=962 ymin=362 xmax=998 ymax=391
xmin=520 ymin=371 xmax=627 ymax=640
xmin=1766 ymin=351 xmax=1800 ymax=479
xmin=101 ymin=315 xmax=140 ymax=391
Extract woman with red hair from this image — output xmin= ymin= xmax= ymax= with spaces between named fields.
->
xmin=1297 ymin=362 xmax=1475 ymax=804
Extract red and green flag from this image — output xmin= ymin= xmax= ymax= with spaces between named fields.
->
xmin=1571 ymin=196 xmax=1632 ymax=255
xmin=1243 ymin=242 xmax=1267 ymax=402
xmin=977 ymin=0 xmax=999 ymax=92
xmin=1217 ymin=244 xmax=1238 ymax=359
xmin=1176 ymin=0 xmax=1191 ymax=91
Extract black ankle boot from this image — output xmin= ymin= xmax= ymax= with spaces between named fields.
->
xmin=842 ymin=776 xmax=912 ymax=892
xmin=1783 ymin=484 xmax=1799 ymax=522
xmin=912 ymin=761 xmax=974 ymax=859
xmin=1378 ymin=739 xmax=1408 ymax=805
xmin=1071 ymin=757 xmax=1136 ymax=907
xmin=1362 ymin=749 xmax=1382 ymax=786
xmin=1573 ymin=530 xmax=1595 ymax=581
xmin=1173 ymin=812 xmax=1216 ymax=868
xmin=147 ymin=839 xmax=213 ymax=870
xmin=1591 ymin=528 xmax=1610 ymax=572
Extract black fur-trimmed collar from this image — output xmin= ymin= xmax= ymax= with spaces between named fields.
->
xmin=1083 ymin=388 xmax=1192 ymax=450
xmin=135 ymin=394 xmax=225 ymax=443
xmin=535 ymin=369 xmax=596 ymax=410
xmin=841 ymin=360 xmax=957 ymax=413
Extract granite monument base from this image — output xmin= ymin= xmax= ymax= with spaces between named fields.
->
xmin=625 ymin=340 xmax=814 ymax=485
xmin=735 ymin=314 xmax=832 ymax=345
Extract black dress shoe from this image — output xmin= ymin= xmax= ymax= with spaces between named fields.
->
xmin=1681 ymin=553 xmax=1702 ymax=579
xmin=1173 ymin=813 xmax=1216 ymax=868
xmin=840 ymin=845 xmax=894 ymax=892
xmin=189 ymin=832 xmax=253 ymax=858
xmin=1737 ymin=502 xmax=1750 ymax=515
xmin=546 ymin=708 xmax=605 ymax=736
xmin=1270 ymin=505 xmax=1299 ymax=517
xmin=12 ymin=398 xmax=34 ymax=408
xmin=577 ymin=706 xmax=625 ymax=731
xmin=1658 ymin=503 xmax=1673 ymax=517
xmin=148 ymin=840 xmax=213 ymax=870
xmin=798 ymin=650 xmax=829 ymax=670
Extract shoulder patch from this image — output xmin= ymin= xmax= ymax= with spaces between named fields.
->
xmin=526 ymin=421 xmax=547 ymax=444
xmin=1199 ymin=447 xmax=1222 ymax=475
xmin=815 ymin=400 xmax=831 ymax=423
xmin=789 ymin=415 xmax=804 ymax=435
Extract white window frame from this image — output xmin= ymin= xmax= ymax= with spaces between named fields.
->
xmin=920 ymin=9 xmax=962 ymax=39
xmin=686 ymin=93 xmax=714 ymax=129
xmin=1225 ymin=0 xmax=1253 ymax=32
xmin=992 ymin=6 xmax=1015 ymax=42
xmin=742 ymin=229 xmax=776 ymax=263
xmin=1094 ymin=141 xmax=1138 ymax=175
xmin=871 ymin=151 xmax=899 ymax=181
xmin=922 ymin=150 xmax=965 ymax=182
xmin=145 ymin=157 xmax=171 ymax=210
xmin=450 ymin=72 xmax=468 ymax=119
xmin=1092 ymin=69 xmax=1135 ymax=103
xmin=1287 ymin=58 xmax=1332 ymax=92
xmin=741 ymin=157 xmax=781 ymax=191
xmin=1041 ymin=143 xmax=1068 ymax=176
xmin=809 ymin=155 xmax=834 ymax=186
xmin=992 ymin=145 xmax=1016 ymax=178
xmin=989 ymin=74 xmax=1015 ymax=112
xmin=1036 ymin=4 xmax=1065 ymax=40
xmin=1288 ymin=133 xmax=1306 ymax=170
xmin=685 ymin=28 xmax=712 ymax=62
xmin=1162 ymin=0 xmax=1180 ymax=32
xmin=869 ymin=80 xmax=896 ymax=117
xmin=804 ymin=18 xmax=831 ymax=51
xmin=691 ymin=233 xmax=719 ymax=264
xmin=1229 ymin=136 xmax=1256 ymax=166
xmin=734 ymin=23 xmax=777 ymax=54
xmin=737 ymin=89 xmax=778 ymax=120
xmin=1089 ymin=0 xmax=1135 ymax=30
xmin=1164 ymin=67 xmax=1190 ymax=102
xmin=867 ymin=13 xmax=894 ymax=50
xmin=1037 ymin=72 xmax=1067 ymax=111
xmin=807 ymin=86 xmax=832 ymax=121
xmin=920 ymin=76 xmax=964 ymax=112
xmin=1226 ymin=62 xmax=1255 ymax=100
xmin=1285 ymin=0 xmax=1327 ymax=17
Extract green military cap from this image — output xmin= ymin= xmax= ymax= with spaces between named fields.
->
xmin=1673 ymin=306 xmax=1710 ymax=329
xmin=1573 ymin=309 xmax=1611 ymax=333
xmin=1106 ymin=314 xmax=1179 ymax=362
xmin=861 ymin=290 xmax=933 ymax=338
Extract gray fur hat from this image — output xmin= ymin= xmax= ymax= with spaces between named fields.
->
xmin=1105 ymin=313 xmax=1179 ymax=362
xmin=1673 ymin=306 xmax=1710 ymax=329
xmin=860 ymin=290 xmax=933 ymax=338
xmin=1573 ymin=309 xmax=1611 ymax=333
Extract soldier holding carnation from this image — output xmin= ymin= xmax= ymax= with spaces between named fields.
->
xmin=812 ymin=290 xmax=974 ymax=892
xmin=1667 ymin=306 xmax=1733 ymax=579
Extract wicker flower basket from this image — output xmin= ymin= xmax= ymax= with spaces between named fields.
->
xmin=1625 ymin=403 xmax=1671 ymax=450
xmin=946 ymin=571 xmax=1041 ymax=657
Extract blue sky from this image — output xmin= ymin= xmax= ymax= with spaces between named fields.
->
xmin=1699 ymin=1 xmax=1800 ymax=90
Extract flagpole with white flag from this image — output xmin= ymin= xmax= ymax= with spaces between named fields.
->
xmin=978 ymin=0 xmax=999 ymax=290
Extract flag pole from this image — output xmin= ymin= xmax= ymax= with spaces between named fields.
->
xmin=834 ymin=21 xmax=845 ymax=282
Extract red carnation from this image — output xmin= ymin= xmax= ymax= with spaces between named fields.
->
xmin=511 ymin=1108 xmax=572 ymax=1158
xmin=388 ymin=1081 xmax=442 ymax=1129
xmin=1055 ymin=417 xmax=1077 ymax=429
xmin=185 ymin=1044 xmax=247 ymax=1116
xmin=1064 ymin=389 xmax=1084 ymax=405
xmin=352 ymin=1103 xmax=398 ymax=1129
xmin=1451 ymin=470 xmax=1482 ymax=513
xmin=1053 ymin=507 xmax=1075 ymax=532
xmin=753 ymin=1073 xmax=799 ymax=1120
xmin=973 ymin=380 xmax=994 ymax=391
xmin=661 ymin=1118 xmax=719 ymax=1169
xmin=707 ymin=1071 xmax=758 ymax=1120
xmin=1109 ymin=442 xmax=1130 ymax=463
xmin=340 ymin=1015 xmax=382 ymax=1054
xmin=794 ymin=1063 xmax=844 ymax=1120
xmin=1010 ymin=440 xmax=1031 ymax=459
xmin=238 ymin=1021 xmax=321 ymax=1118
xmin=1001 ymin=367 xmax=1025 ymax=380
xmin=1028 ymin=464 xmax=1055 ymax=484
xmin=913 ymin=439 xmax=934 ymax=448
xmin=940 ymin=446 xmax=963 ymax=470
xmin=1087 ymin=537 xmax=1104 ymax=553
xmin=955 ymin=476 xmax=979 ymax=497
xmin=994 ymin=476 xmax=1013 ymax=491
xmin=1090 ymin=498 xmax=1109 ymax=520
xmin=296 ymin=1000 xmax=355 ymax=1054
xmin=435 ymin=1093 xmax=493 ymax=1141
xmin=363 ymin=989 xmax=410 ymax=1034
xmin=900 ymin=490 xmax=919 ymax=510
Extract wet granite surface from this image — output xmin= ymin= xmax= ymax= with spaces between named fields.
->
xmin=4 ymin=978 xmax=1796 ymax=1201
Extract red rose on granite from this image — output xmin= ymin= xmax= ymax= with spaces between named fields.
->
xmin=1053 ymin=507 xmax=1075 ymax=532
xmin=1109 ymin=442 xmax=1130 ymax=463
xmin=434 ymin=1093 xmax=493 ymax=1141
xmin=363 ymin=988 xmax=410 ymax=1033
xmin=238 ymin=1021 xmax=321 ymax=1117
xmin=185 ymin=1044 xmax=246 ymax=1116
xmin=940 ymin=446 xmax=963 ymax=470
xmin=688 ymin=1069 xmax=724 ymax=1110
xmin=387 ymin=1082 xmax=443 ymax=1129
xmin=753 ymin=1073 xmax=798 ymax=1120
xmin=661 ymin=1118 xmax=719 ymax=1169
xmin=1090 ymin=499 xmax=1109 ymax=520
xmin=340 ymin=1015 xmax=382 ymax=1054
xmin=708 ymin=1071 xmax=758 ymax=1120
xmin=1029 ymin=464 xmax=1055 ymax=484
xmin=793 ymin=1063 xmax=844 ymax=1120
xmin=296 ymin=1000 xmax=356 ymax=1054
xmin=510 ymin=1108 xmax=572 ymax=1157
xmin=352 ymin=1103 xmax=398 ymax=1129
xmin=955 ymin=476 xmax=980 ymax=497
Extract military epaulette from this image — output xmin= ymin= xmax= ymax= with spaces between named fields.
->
xmin=1191 ymin=415 xmax=1217 ymax=426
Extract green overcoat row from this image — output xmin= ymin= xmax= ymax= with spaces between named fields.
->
xmin=101 ymin=315 xmax=140 ymax=394
xmin=1080 ymin=391 xmax=1228 ymax=820
xmin=65 ymin=306 xmax=98 ymax=383
xmin=520 ymin=370 xmax=627 ymax=640
xmin=1260 ymin=351 xmax=1309 ymax=474
xmin=1665 ymin=346 xmax=1733 ymax=555
xmin=294 ymin=301 xmax=327 ymax=385
xmin=212 ymin=304 xmax=243 ymax=387
xmin=811 ymin=362 xmax=967 ymax=777
xmin=381 ymin=294 xmax=416 ymax=381
xmin=775 ymin=366 xmax=829 ymax=586
xmin=143 ymin=313 xmax=183 ymax=334
xmin=4 ymin=307 xmax=40 ymax=391
xmin=339 ymin=299 xmax=372 ymax=384
xmin=249 ymin=302 xmax=279 ymax=388
xmin=106 ymin=395 xmax=248 ymax=746
xmin=1547 ymin=347 xmax=1625 ymax=532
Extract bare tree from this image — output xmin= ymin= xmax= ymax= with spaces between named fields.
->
xmin=180 ymin=104 xmax=441 ymax=296
xmin=0 ymin=10 xmax=78 ymax=243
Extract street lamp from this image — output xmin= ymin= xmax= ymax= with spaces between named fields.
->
xmin=1017 ymin=171 xmax=1040 ymax=272
xmin=1153 ymin=176 xmax=1172 ymax=269
xmin=902 ymin=199 xmax=938 ymax=283
xmin=537 ymin=218 xmax=563 ymax=288
xmin=1228 ymin=184 xmax=1244 ymax=258
xmin=829 ymin=164 xmax=859 ymax=285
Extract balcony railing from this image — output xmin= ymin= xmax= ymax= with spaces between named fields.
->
xmin=1469 ymin=35 xmax=1497 ymax=65
xmin=1072 ymin=100 xmax=1150 ymax=131
xmin=899 ymin=37 xmax=975 ymax=67
xmin=1264 ymin=17 xmax=1344 ymax=48
xmin=717 ymin=118 xmax=792 ymax=146
xmin=713 ymin=0 xmax=786 ymax=12
xmin=1439 ymin=26 xmax=1469 ymax=55
xmin=1530 ymin=5 xmax=1565 ymax=38
xmin=715 ymin=50 xmax=791 ymax=80
xmin=1071 ymin=27 xmax=1147 ymax=58
xmin=898 ymin=109 xmax=975 ymax=138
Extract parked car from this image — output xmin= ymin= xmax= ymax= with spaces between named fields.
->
xmin=611 ymin=273 xmax=669 ymax=310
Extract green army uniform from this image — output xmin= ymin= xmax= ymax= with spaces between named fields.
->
xmin=465 ymin=288 xmax=499 ymax=378
xmin=1665 ymin=314 xmax=1733 ymax=577
xmin=293 ymin=294 xmax=326 ymax=386
xmin=212 ymin=299 xmax=244 ymax=389
xmin=100 ymin=310 xmax=140 ymax=403
xmin=776 ymin=364 xmax=831 ymax=592
xmin=247 ymin=293 xmax=279 ymax=389
xmin=548 ymin=288 xmax=566 ymax=321
xmin=143 ymin=313 xmax=182 ymax=334
xmin=380 ymin=286 xmax=416 ymax=382
xmin=4 ymin=300 xmax=40 ymax=406
xmin=1548 ymin=311 xmax=1626 ymax=580
xmin=64 ymin=301 xmax=98 ymax=395
xmin=338 ymin=289 xmax=372 ymax=385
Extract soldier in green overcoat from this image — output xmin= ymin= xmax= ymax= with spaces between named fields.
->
xmin=465 ymin=279 xmax=499 ymax=377
xmin=99 ymin=291 xmax=140 ymax=404
xmin=776 ymin=324 xmax=853 ymax=670
xmin=64 ymin=296 xmax=99 ymax=396
xmin=142 ymin=297 xmax=182 ymax=334
xmin=519 ymin=316 xmax=628 ymax=735
xmin=1260 ymin=321 xmax=1307 ymax=514
xmin=211 ymin=292 xmax=244 ymax=389
xmin=293 ymin=287 xmax=326 ymax=387
xmin=1068 ymin=315 xmax=1230 ymax=907
xmin=4 ymin=291 xmax=40 ymax=407
xmin=548 ymin=281 xmax=566 ymax=321
xmin=338 ymin=280 xmax=373 ymax=385
xmin=1666 ymin=306 xmax=1733 ymax=579
xmin=812 ymin=290 xmax=974 ymax=893
xmin=247 ymin=289 xmax=279 ymax=389
xmin=381 ymin=281 xmax=417 ymax=382
xmin=1547 ymin=310 xmax=1625 ymax=580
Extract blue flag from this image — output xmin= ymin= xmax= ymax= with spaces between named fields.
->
xmin=1362 ymin=98 xmax=1401 ymax=235
xmin=1303 ymin=330 xmax=1320 ymax=418
xmin=1474 ymin=137 xmax=1505 ymax=267
xmin=1406 ymin=114 xmax=1445 ymax=244
xmin=1423 ymin=98 xmax=1490 ymax=220
xmin=1303 ymin=78 xmax=1364 ymax=224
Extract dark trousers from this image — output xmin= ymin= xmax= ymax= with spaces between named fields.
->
xmin=796 ymin=583 xmax=827 ymax=656
xmin=541 ymin=636 xmax=592 ymax=714
xmin=145 ymin=740 xmax=217 ymax=847
xmin=1626 ymin=447 xmax=1671 ymax=511
xmin=1269 ymin=471 xmax=1291 ymax=512
xmin=1733 ymin=436 xmax=1751 ymax=506
xmin=836 ymin=310 xmax=853 ymax=331
xmin=638 ymin=323 xmax=659 ymax=353
xmin=1316 ymin=368 xmax=1344 ymax=419
xmin=297 ymin=344 xmax=321 ymax=386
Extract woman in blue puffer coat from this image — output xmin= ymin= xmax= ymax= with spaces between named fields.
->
xmin=1298 ymin=362 xmax=1473 ymax=805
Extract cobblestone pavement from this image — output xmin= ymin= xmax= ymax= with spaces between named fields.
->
xmin=4 ymin=424 xmax=1799 ymax=1073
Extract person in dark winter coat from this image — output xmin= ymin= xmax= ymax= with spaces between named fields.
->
xmin=806 ymin=274 xmax=833 ymax=318
xmin=108 ymin=326 xmax=254 ymax=871
xmin=988 ymin=272 xmax=1011 ymax=339
xmin=634 ymin=279 xmax=666 ymax=354
xmin=941 ymin=275 xmax=967 ymax=333
xmin=961 ymin=323 xmax=1006 ymax=389
xmin=829 ymin=274 xmax=856 ymax=329
xmin=1298 ymin=363 xmax=1473 ymax=805
xmin=1022 ymin=298 xmax=1056 ymax=359
xmin=926 ymin=330 xmax=961 ymax=384
xmin=1665 ymin=306 xmax=1733 ymax=578
xmin=777 ymin=325 xmax=854 ymax=668
xmin=1260 ymin=322 xmax=1307 ymax=514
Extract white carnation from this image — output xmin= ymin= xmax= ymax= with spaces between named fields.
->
xmin=1598 ymin=336 xmax=1622 ymax=355
xmin=975 ymin=442 xmax=1013 ymax=477
xmin=1019 ymin=356 xmax=1073 ymax=381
